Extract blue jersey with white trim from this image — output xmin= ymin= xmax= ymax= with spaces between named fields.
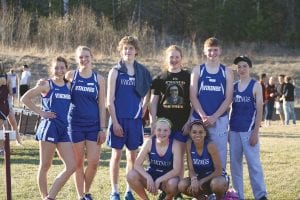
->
xmin=147 ymin=137 xmax=173 ymax=176
xmin=114 ymin=70 xmax=142 ymax=119
xmin=230 ymin=79 xmax=256 ymax=132
xmin=192 ymin=64 xmax=227 ymax=119
xmin=191 ymin=140 xmax=214 ymax=179
xmin=42 ymin=79 xmax=71 ymax=126
xmin=68 ymin=70 xmax=99 ymax=125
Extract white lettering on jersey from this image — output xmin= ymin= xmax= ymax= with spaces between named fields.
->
xmin=234 ymin=94 xmax=251 ymax=103
xmin=75 ymin=86 xmax=95 ymax=93
xmin=121 ymin=78 xmax=135 ymax=86
xmin=55 ymin=93 xmax=71 ymax=99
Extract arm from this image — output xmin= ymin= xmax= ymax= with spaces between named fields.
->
xmin=97 ymin=74 xmax=107 ymax=145
xmin=21 ymin=81 xmax=55 ymax=119
xmin=190 ymin=66 xmax=207 ymax=120
xmin=207 ymin=67 xmax=234 ymax=126
xmin=65 ymin=70 xmax=75 ymax=83
xmin=155 ymin=140 xmax=182 ymax=186
xmin=149 ymin=92 xmax=159 ymax=133
xmin=186 ymin=140 xmax=199 ymax=193
xmin=106 ymin=68 xmax=123 ymax=137
xmin=142 ymin=90 xmax=150 ymax=117
xmin=134 ymin=138 xmax=157 ymax=194
xmin=249 ymin=82 xmax=263 ymax=146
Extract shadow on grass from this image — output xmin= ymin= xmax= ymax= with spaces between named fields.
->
xmin=260 ymin=133 xmax=300 ymax=138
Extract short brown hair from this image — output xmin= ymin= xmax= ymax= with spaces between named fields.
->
xmin=117 ymin=35 xmax=140 ymax=55
xmin=204 ymin=37 xmax=219 ymax=48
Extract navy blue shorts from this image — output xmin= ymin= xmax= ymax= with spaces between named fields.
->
xmin=36 ymin=119 xmax=70 ymax=143
xmin=171 ymin=130 xmax=189 ymax=143
xmin=106 ymin=118 xmax=143 ymax=150
xmin=68 ymin=123 xmax=99 ymax=143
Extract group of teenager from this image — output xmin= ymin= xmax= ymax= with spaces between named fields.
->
xmin=12 ymin=35 xmax=270 ymax=200
xmin=259 ymin=73 xmax=296 ymax=127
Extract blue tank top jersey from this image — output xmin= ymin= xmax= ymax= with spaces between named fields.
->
xmin=42 ymin=80 xmax=71 ymax=126
xmin=114 ymin=70 xmax=142 ymax=119
xmin=192 ymin=64 xmax=227 ymax=119
xmin=230 ymin=79 xmax=256 ymax=132
xmin=147 ymin=137 xmax=174 ymax=177
xmin=191 ymin=140 xmax=215 ymax=179
xmin=68 ymin=70 xmax=100 ymax=125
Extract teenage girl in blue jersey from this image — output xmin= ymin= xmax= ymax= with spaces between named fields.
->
xmin=230 ymin=56 xmax=267 ymax=200
xmin=21 ymin=57 xmax=76 ymax=200
xmin=107 ymin=36 xmax=152 ymax=200
xmin=190 ymin=37 xmax=234 ymax=169
xmin=178 ymin=120 xmax=228 ymax=200
xmin=65 ymin=46 xmax=106 ymax=200
xmin=127 ymin=118 xmax=182 ymax=200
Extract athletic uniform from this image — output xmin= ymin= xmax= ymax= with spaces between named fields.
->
xmin=190 ymin=139 xmax=228 ymax=194
xmin=36 ymin=80 xmax=71 ymax=143
xmin=7 ymin=73 xmax=17 ymax=94
xmin=68 ymin=70 xmax=100 ymax=143
xmin=146 ymin=136 xmax=174 ymax=181
xmin=151 ymin=70 xmax=191 ymax=142
xmin=192 ymin=64 xmax=228 ymax=168
xmin=106 ymin=69 xmax=143 ymax=150
xmin=229 ymin=79 xmax=267 ymax=200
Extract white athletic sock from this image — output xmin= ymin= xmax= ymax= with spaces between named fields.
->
xmin=126 ymin=182 xmax=131 ymax=192
xmin=112 ymin=184 xmax=119 ymax=194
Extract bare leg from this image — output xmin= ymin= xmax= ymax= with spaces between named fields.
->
xmin=47 ymin=142 xmax=76 ymax=199
xmin=84 ymin=140 xmax=101 ymax=193
xmin=73 ymin=141 xmax=85 ymax=199
xmin=125 ymin=149 xmax=137 ymax=191
xmin=127 ymin=169 xmax=149 ymax=200
xmin=7 ymin=110 xmax=22 ymax=144
xmin=110 ymin=148 xmax=122 ymax=193
xmin=38 ymin=141 xmax=56 ymax=199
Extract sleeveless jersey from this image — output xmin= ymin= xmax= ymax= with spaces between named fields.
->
xmin=230 ymin=79 xmax=256 ymax=132
xmin=0 ymin=74 xmax=9 ymax=117
xmin=147 ymin=137 xmax=173 ymax=177
xmin=192 ymin=64 xmax=227 ymax=119
xmin=191 ymin=140 xmax=214 ymax=179
xmin=114 ymin=70 xmax=142 ymax=119
xmin=69 ymin=70 xmax=99 ymax=125
xmin=41 ymin=80 xmax=71 ymax=126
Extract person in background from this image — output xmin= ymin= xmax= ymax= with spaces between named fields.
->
xmin=65 ymin=46 xmax=106 ymax=200
xmin=178 ymin=120 xmax=229 ymax=200
xmin=21 ymin=56 xmax=76 ymax=200
xmin=230 ymin=56 xmax=268 ymax=200
xmin=275 ymin=74 xmax=285 ymax=125
xmin=106 ymin=35 xmax=152 ymax=200
xmin=0 ymin=60 xmax=11 ymax=155
xmin=127 ymin=118 xmax=181 ymax=200
xmin=7 ymin=68 xmax=22 ymax=144
xmin=282 ymin=76 xmax=296 ymax=125
xmin=190 ymin=37 xmax=234 ymax=169
xmin=19 ymin=64 xmax=31 ymax=97
xmin=264 ymin=77 xmax=277 ymax=127
xmin=259 ymin=73 xmax=267 ymax=123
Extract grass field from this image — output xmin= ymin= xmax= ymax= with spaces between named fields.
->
xmin=0 ymin=120 xmax=299 ymax=200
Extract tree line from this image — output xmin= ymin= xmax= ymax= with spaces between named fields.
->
xmin=1 ymin=0 xmax=299 ymax=53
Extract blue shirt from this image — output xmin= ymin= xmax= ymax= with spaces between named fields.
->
xmin=42 ymin=80 xmax=71 ymax=126
xmin=192 ymin=64 xmax=227 ymax=119
xmin=230 ymin=79 xmax=256 ymax=132
xmin=68 ymin=70 xmax=100 ymax=126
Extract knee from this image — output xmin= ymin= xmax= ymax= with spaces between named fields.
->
xmin=40 ymin=161 xmax=52 ymax=172
xmin=65 ymin=162 xmax=76 ymax=174
xmin=87 ymin=158 xmax=99 ymax=170
xmin=210 ymin=176 xmax=228 ymax=194
xmin=126 ymin=169 xmax=140 ymax=185
xmin=164 ymin=178 xmax=179 ymax=195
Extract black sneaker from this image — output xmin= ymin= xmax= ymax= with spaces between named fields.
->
xmin=157 ymin=191 xmax=166 ymax=200
xmin=258 ymin=196 xmax=268 ymax=200
xmin=174 ymin=193 xmax=183 ymax=200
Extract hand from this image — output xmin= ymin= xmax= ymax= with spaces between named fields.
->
xmin=40 ymin=111 xmax=56 ymax=119
xmin=146 ymin=175 xmax=157 ymax=195
xmin=97 ymin=130 xmax=106 ymax=145
xmin=182 ymin=120 xmax=190 ymax=135
xmin=202 ymin=115 xmax=217 ymax=127
xmin=36 ymin=78 xmax=47 ymax=86
xmin=113 ymin=122 xmax=124 ymax=137
xmin=188 ymin=179 xmax=199 ymax=195
xmin=249 ymin=131 xmax=259 ymax=146
xmin=154 ymin=178 xmax=162 ymax=195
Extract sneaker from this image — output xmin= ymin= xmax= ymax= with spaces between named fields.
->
xmin=258 ymin=196 xmax=268 ymax=200
xmin=110 ymin=192 xmax=121 ymax=200
xmin=157 ymin=191 xmax=166 ymax=200
xmin=207 ymin=193 xmax=216 ymax=200
xmin=124 ymin=191 xmax=135 ymax=200
xmin=84 ymin=193 xmax=93 ymax=200
xmin=174 ymin=193 xmax=183 ymax=200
